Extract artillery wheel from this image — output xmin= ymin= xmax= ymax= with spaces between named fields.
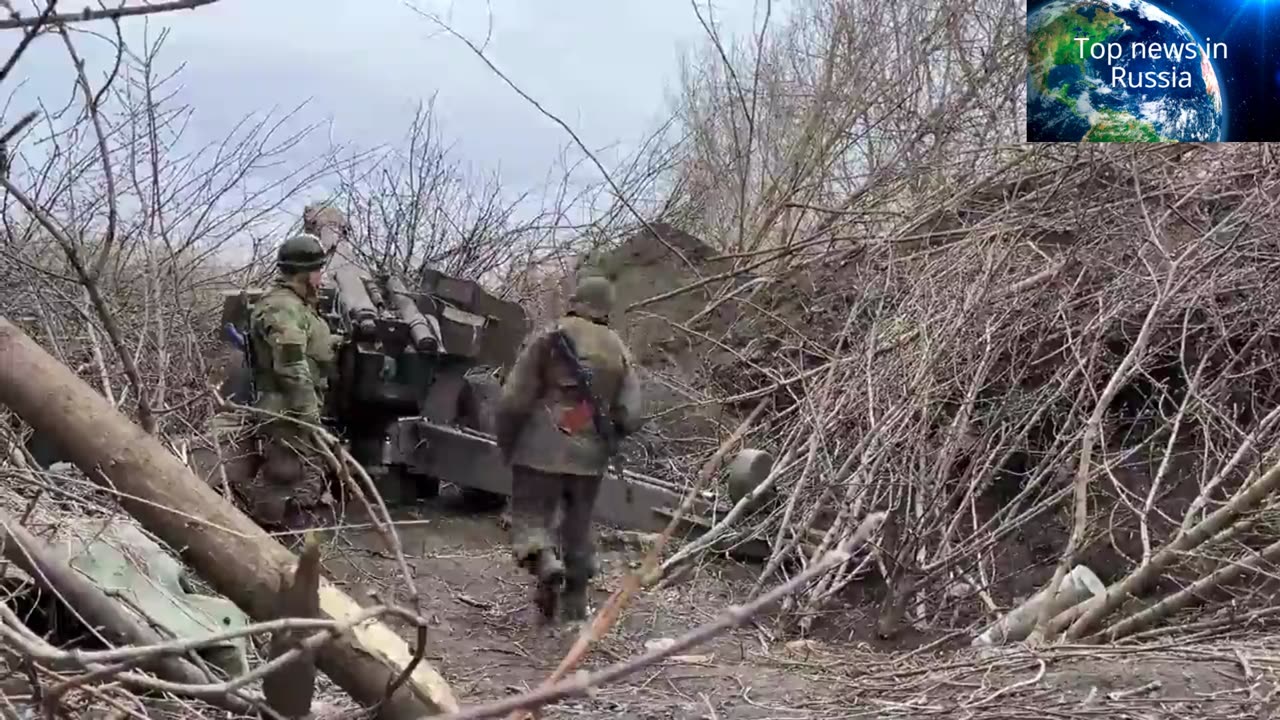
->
xmin=457 ymin=374 xmax=507 ymax=511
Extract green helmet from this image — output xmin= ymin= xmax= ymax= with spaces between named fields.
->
xmin=568 ymin=276 xmax=615 ymax=321
xmin=276 ymin=233 xmax=326 ymax=273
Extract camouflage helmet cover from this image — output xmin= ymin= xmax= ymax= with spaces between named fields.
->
xmin=568 ymin=276 xmax=615 ymax=321
xmin=276 ymin=233 xmax=326 ymax=273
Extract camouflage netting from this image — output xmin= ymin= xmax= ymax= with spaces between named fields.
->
xmin=0 ymin=450 xmax=362 ymax=719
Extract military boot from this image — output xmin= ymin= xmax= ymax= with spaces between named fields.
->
xmin=560 ymin=578 xmax=589 ymax=622
xmin=532 ymin=549 xmax=565 ymax=622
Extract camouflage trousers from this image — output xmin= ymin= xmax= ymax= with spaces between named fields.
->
xmin=241 ymin=431 xmax=332 ymax=527
xmin=509 ymin=465 xmax=602 ymax=586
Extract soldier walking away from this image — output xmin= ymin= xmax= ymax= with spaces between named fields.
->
xmin=241 ymin=233 xmax=337 ymax=529
xmin=496 ymin=276 xmax=646 ymax=623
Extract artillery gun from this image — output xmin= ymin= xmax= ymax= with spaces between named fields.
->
xmin=210 ymin=204 xmax=784 ymax=532
xmin=218 ymin=264 xmax=523 ymax=507
xmin=216 ymin=261 xmax=737 ymax=532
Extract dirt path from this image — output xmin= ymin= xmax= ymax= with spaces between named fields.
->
xmin=310 ymin=497 xmax=837 ymax=718
xmin=305 ymin=497 xmax=1274 ymax=719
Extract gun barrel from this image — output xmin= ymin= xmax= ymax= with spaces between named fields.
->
xmin=334 ymin=267 xmax=378 ymax=334
xmin=385 ymin=275 xmax=443 ymax=354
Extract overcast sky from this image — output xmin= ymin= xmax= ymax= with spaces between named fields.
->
xmin=3 ymin=0 xmax=774 ymax=198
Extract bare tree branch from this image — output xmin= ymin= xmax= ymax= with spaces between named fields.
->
xmin=0 ymin=0 xmax=220 ymax=29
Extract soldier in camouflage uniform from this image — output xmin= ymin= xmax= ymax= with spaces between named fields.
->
xmin=495 ymin=276 xmax=646 ymax=622
xmin=242 ymin=234 xmax=337 ymax=527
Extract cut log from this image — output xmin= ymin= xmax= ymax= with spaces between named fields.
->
xmin=971 ymin=565 xmax=1104 ymax=647
xmin=0 ymin=317 xmax=458 ymax=719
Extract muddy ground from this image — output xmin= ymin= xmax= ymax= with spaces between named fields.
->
xmin=309 ymin=494 xmax=823 ymax=719
xmin=291 ymin=490 xmax=1274 ymax=720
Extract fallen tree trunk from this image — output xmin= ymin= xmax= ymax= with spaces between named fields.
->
xmin=0 ymin=318 xmax=458 ymax=719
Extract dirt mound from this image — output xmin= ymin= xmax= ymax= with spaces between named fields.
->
xmin=587 ymin=223 xmax=866 ymax=406
xmin=582 ymin=223 xmax=732 ymax=371
xmin=576 ymin=222 xmax=872 ymax=484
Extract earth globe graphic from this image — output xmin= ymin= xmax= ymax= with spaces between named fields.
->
xmin=1027 ymin=0 xmax=1225 ymax=142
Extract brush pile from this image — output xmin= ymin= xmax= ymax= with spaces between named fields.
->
xmin=615 ymin=143 xmax=1280 ymax=644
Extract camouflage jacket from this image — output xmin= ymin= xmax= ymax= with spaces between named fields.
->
xmin=496 ymin=314 xmax=645 ymax=477
xmin=248 ymin=277 xmax=336 ymax=433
